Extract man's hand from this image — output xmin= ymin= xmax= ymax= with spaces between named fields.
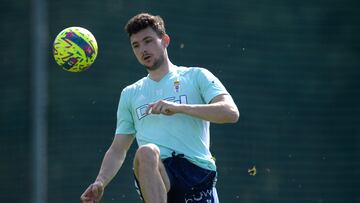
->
xmin=80 ymin=181 xmax=104 ymax=203
xmin=147 ymin=100 xmax=180 ymax=115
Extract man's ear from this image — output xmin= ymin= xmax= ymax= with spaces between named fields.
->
xmin=162 ymin=34 xmax=170 ymax=48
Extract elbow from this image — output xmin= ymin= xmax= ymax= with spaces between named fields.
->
xmin=225 ymin=101 xmax=240 ymax=123
xmin=217 ymin=109 xmax=239 ymax=124
xmin=228 ymin=109 xmax=240 ymax=123
xmin=226 ymin=104 xmax=240 ymax=123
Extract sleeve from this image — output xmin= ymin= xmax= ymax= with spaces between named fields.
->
xmin=115 ymin=88 xmax=136 ymax=135
xmin=196 ymin=68 xmax=229 ymax=104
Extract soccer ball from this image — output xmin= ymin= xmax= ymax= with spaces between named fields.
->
xmin=53 ymin=27 xmax=98 ymax=72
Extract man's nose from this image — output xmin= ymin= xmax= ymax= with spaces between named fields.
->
xmin=141 ymin=48 xmax=148 ymax=57
xmin=138 ymin=43 xmax=146 ymax=53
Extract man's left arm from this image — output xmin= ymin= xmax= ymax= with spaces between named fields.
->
xmin=148 ymin=94 xmax=239 ymax=124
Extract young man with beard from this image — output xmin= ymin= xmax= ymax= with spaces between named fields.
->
xmin=81 ymin=13 xmax=239 ymax=203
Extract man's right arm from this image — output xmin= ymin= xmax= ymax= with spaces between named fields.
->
xmin=81 ymin=134 xmax=134 ymax=203
xmin=96 ymin=134 xmax=135 ymax=187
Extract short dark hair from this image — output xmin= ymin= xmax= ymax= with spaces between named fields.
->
xmin=125 ymin=13 xmax=166 ymax=37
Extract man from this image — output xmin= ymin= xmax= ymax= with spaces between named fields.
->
xmin=80 ymin=13 xmax=239 ymax=203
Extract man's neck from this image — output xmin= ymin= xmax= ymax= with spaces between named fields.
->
xmin=148 ymin=60 xmax=174 ymax=82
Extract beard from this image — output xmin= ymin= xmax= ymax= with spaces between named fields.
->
xmin=145 ymin=54 xmax=165 ymax=71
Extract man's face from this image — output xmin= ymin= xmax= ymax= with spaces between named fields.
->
xmin=130 ymin=27 xmax=166 ymax=71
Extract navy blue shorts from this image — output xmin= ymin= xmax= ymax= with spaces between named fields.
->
xmin=134 ymin=153 xmax=219 ymax=203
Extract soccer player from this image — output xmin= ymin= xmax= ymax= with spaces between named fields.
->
xmin=80 ymin=13 xmax=239 ymax=203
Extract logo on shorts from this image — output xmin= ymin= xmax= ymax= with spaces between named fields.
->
xmin=185 ymin=189 xmax=213 ymax=203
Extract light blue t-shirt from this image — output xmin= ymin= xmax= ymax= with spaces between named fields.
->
xmin=115 ymin=66 xmax=228 ymax=171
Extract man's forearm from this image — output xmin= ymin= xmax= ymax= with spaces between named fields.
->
xmin=96 ymin=148 xmax=127 ymax=187
xmin=178 ymin=101 xmax=239 ymax=124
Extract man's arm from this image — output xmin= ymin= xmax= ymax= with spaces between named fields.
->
xmin=178 ymin=94 xmax=239 ymax=123
xmin=95 ymin=134 xmax=135 ymax=186
xmin=81 ymin=134 xmax=134 ymax=203
xmin=148 ymin=94 xmax=239 ymax=124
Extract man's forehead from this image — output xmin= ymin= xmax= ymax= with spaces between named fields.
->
xmin=130 ymin=27 xmax=158 ymax=42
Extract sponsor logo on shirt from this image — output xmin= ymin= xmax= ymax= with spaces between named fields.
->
xmin=135 ymin=95 xmax=188 ymax=120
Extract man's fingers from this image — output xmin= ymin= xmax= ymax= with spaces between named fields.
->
xmin=92 ymin=182 xmax=104 ymax=202
xmin=148 ymin=106 xmax=153 ymax=114
xmin=80 ymin=187 xmax=93 ymax=202
xmin=148 ymin=103 xmax=160 ymax=114
xmin=147 ymin=103 xmax=156 ymax=114
xmin=81 ymin=186 xmax=92 ymax=197
xmin=147 ymin=101 xmax=174 ymax=115
xmin=90 ymin=185 xmax=97 ymax=197
xmin=81 ymin=196 xmax=92 ymax=203
xmin=81 ymin=182 xmax=104 ymax=203
xmin=92 ymin=184 xmax=102 ymax=197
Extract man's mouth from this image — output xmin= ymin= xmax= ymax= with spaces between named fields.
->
xmin=143 ymin=55 xmax=151 ymax=60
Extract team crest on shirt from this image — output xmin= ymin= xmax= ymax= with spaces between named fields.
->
xmin=174 ymin=80 xmax=180 ymax=93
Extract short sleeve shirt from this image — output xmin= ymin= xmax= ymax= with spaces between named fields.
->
xmin=115 ymin=66 xmax=228 ymax=170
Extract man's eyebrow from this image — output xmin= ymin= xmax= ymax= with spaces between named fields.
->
xmin=142 ymin=36 xmax=153 ymax=41
xmin=131 ymin=36 xmax=153 ymax=46
xmin=131 ymin=41 xmax=139 ymax=46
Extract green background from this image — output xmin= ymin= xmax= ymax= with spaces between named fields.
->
xmin=1 ymin=0 xmax=359 ymax=202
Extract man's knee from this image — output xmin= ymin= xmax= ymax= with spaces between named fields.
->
xmin=134 ymin=144 xmax=160 ymax=168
